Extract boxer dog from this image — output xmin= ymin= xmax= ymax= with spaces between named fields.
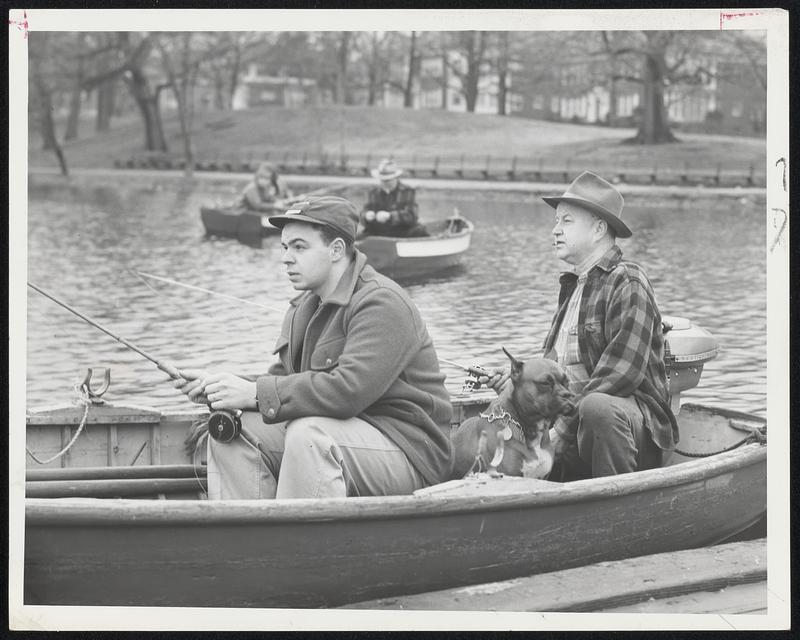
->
xmin=450 ymin=348 xmax=575 ymax=480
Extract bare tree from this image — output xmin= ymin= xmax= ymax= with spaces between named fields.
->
xmin=63 ymin=32 xmax=86 ymax=141
xmin=593 ymin=31 xmax=735 ymax=144
xmin=29 ymin=33 xmax=69 ymax=175
xmin=156 ymin=32 xmax=205 ymax=177
xmin=442 ymin=31 xmax=491 ymax=112
xmin=403 ymin=31 xmax=419 ymax=108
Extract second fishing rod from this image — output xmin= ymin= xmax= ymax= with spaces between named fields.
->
xmin=27 ymin=281 xmax=246 ymax=444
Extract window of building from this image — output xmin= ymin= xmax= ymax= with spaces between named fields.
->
xmin=532 ymin=95 xmax=544 ymax=110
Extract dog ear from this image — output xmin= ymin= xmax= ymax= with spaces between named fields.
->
xmin=502 ymin=346 xmax=524 ymax=379
xmin=543 ymin=348 xmax=558 ymax=362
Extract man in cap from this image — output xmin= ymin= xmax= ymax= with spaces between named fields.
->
xmin=175 ymin=196 xmax=452 ymax=499
xmin=484 ymin=171 xmax=677 ymax=479
xmin=361 ymin=159 xmax=427 ymax=237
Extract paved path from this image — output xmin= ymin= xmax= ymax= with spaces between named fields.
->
xmin=29 ymin=166 xmax=766 ymax=198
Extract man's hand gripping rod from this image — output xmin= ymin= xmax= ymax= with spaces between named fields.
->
xmin=27 ymin=281 xmax=242 ymax=443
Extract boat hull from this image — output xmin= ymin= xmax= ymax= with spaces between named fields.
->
xmin=23 ymin=402 xmax=766 ymax=608
xmin=200 ymin=206 xmax=279 ymax=245
xmin=356 ymin=218 xmax=474 ymax=279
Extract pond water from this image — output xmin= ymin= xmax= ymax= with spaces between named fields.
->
xmin=25 ymin=177 xmax=767 ymax=417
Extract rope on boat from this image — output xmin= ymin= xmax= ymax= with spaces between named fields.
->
xmin=26 ymin=383 xmax=92 ymax=465
xmin=674 ymin=420 xmax=766 ymax=458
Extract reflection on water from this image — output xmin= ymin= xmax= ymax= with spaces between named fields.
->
xmin=26 ymin=179 xmax=767 ymax=417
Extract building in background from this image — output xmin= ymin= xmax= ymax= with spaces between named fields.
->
xmin=231 ymin=63 xmax=319 ymax=109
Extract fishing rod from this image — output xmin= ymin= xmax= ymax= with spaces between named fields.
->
xmin=131 ymin=269 xmax=271 ymax=310
xmin=27 ymin=281 xmax=243 ymax=443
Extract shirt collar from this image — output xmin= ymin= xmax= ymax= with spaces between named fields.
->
xmin=558 ymin=245 xmax=622 ymax=286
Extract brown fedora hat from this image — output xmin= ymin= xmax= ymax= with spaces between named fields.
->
xmin=542 ymin=171 xmax=632 ymax=238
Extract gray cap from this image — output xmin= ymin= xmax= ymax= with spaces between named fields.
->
xmin=268 ymin=196 xmax=359 ymax=243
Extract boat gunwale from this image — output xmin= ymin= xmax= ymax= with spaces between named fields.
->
xmin=354 ymin=218 xmax=474 ymax=247
xmin=25 ymin=441 xmax=765 ymax=526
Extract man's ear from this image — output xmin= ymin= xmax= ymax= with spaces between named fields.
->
xmin=502 ymin=346 xmax=524 ymax=381
xmin=330 ymin=238 xmax=345 ymax=261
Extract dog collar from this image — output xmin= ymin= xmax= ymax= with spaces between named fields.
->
xmin=479 ymin=409 xmax=525 ymax=444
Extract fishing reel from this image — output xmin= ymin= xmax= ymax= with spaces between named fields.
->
xmin=207 ymin=408 xmax=243 ymax=443
xmin=461 ymin=364 xmax=491 ymax=394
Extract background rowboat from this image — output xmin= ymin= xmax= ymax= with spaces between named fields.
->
xmin=200 ymin=206 xmax=279 ymax=247
xmin=356 ymin=215 xmax=474 ymax=279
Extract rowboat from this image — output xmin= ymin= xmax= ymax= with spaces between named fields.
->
xmin=355 ymin=214 xmax=474 ymax=280
xmin=21 ymin=317 xmax=767 ymax=608
xmin=200 ymin=206 xmax=279 ymax=247
xmin=200 ymin=185 xmax=351 ymax=246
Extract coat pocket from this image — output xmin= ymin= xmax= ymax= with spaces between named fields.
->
xmin=309 ymin=336 xmax=346 ymax=371
xmin=580 ymin=320 xmax=604 ymax=361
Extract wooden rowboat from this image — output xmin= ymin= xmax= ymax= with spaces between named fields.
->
xmin=200 ymin=206 xmax=279 ymax=247
xmin=355 ymin=215 xmax=474 ymax=280
xmin=23 ymin=396 xmax=765 ymax=609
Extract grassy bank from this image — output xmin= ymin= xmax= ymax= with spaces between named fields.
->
xmin=29 ymin=105 xmax=766 ymax=174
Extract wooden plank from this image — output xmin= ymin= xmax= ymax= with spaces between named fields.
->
xmin=599 ymin=581 xmax=767 ymax=614
xmin=26 ymin=477 xmax=208 ymax=498
xmin=344 ymin=539 xmax=767 ymax=611
xmin=27 ymin=402 xmax=162 ymax=425
xmin=27 ymin=464 xmax=205 ymax=481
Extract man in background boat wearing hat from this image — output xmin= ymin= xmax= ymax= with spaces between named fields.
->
xmin=361 ymin=159 xmax=428 ymax=237
xmin=484 ymin=171 xmax=677 ymax=479
xmin=174 ymin=196 xmax=452 ymax=499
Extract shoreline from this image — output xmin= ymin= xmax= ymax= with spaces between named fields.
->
xmin=28 ymin=166 xmax=767 ymax=199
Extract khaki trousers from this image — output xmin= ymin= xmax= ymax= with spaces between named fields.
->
xmin=207 ymin=412 xmax=426 ymax=500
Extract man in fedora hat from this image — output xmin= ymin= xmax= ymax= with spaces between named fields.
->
xmin=361 ymin=159 xmax=427 ymax=237
xmin=484 ymin=171 xmax=677 ymax=479
xmin=174 ymin=196 xmax=452 ymax=499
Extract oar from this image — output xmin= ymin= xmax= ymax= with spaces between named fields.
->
xmin=27 ymin=281 xmax=185 ymax=381
xmin=130 ymin=269 xmax=272 ymax=310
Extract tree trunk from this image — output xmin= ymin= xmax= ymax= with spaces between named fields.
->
xmin=440 ymin=41 xmax=449 ymax=110
xmin=367 ymin=33 xmax=378 ymax=106
xmin=462 ymin=32 xmax=486 ymax=113
xmin=336 ymin=32 xmax=351 ymax=105
xmin=403 ymin=31 xmax=417 ymax=108
xmin=228 ymin=44 xmax=242 ymax=109
xmin=125 ymin=66 xmax=168 ymax=152
xmin=96 ymin=78 xmax=116 ymax=131
xmin=33 ymin=72 xmax=69 ymax=175
xmin=213 ymin=67 xmax=226 ymax=110
xmin=496 ymin=32 xmax=509 ymax=116
xmin=628 ymin=51 xmax=678 ymax=144
xmin=606 ymin=73 xmax=617 ymax=126
xmin=64 ymin=33 xmax=86 ymax=141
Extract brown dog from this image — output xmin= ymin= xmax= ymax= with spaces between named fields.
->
xmin=450 ymin=349 xmax=575 ymax=480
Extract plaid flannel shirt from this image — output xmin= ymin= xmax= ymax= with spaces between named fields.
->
xmin=542 ymin=245 xmax=678 ymax=450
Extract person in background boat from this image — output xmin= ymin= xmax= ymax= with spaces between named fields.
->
xmin=482 ymin=171 xmax=677 ymax=480
xmin=238 ymin=161 xmax=293 ymax=212
xmin=174 ymin=196 xmax=452 ymax=500
xmin=361 ymin=159 xmax=428 ymax=237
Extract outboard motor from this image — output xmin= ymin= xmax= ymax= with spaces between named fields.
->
xmin=662 ymin=315 xmax=719 ymax=413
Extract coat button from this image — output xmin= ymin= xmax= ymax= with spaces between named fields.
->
xmin=267 ymin=408 xmax=276 ymax=418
